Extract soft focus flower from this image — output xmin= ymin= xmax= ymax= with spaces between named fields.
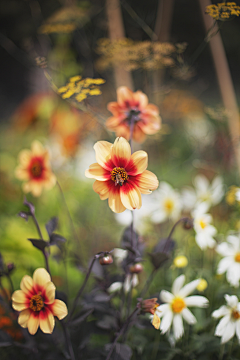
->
xmin=225 ymin=185 xmax=240 ymax=206
xmin=113 ymin=248 xmax=128 ymax=266
xmin=216 ymin=234 xmax=240 ymax=287
xmin=192 ymin=202 xmax=217 ymax=250
xmin=212 ymin=294 xmax=240 ymax=344
xmin=107 ymin=274 xmax=139 ymax=294
xmin=196 ymin=279 xmax=208 ymax=292
xmin=150 ymin=182 xmax=182 ymax=224
xmin=206 ymin=3 xmax=240 ymax=21
xmin=12 ymin=268 xmax=68 ymax=335
xmin=106 ymin=87 xmax=161 ymax=143
xmin=173 ymin=256 xmax=188 ymax=268
xmin=15 ymin=141 xmax=56 ymax=197
xmin=156 ymin=274 xmax=208 ymax=340
xmin=182 ymin=174 xmax=224 ymax=212
xmin=85 ymin=137 xmax=159 ymax=213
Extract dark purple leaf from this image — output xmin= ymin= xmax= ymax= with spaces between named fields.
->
xmin=28 ymin=238 xmax=48 ymax=251
xmin=45 ymin=217 xmax=58 ymax=237
xmin=49 ymin=233 xmax=66 ymax=246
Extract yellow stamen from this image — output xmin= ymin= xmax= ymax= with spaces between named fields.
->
xmin=171 ymin=297 xmax=186 ymax=313
xmin=110 ymin=167 xmax=128 ymax=186
xmin=164 ymin=199 xmax=174 ymax=213
xmin=29 ymin=294 xmax=44 ymax=312
xmin=199 ymin=219 xmax=206 ymax=229
xmin=235 ymin=252 xmax=240 ymax=263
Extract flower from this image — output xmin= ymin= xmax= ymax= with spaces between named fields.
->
xmin=113 ymin=248 xmax=128 ymax=266
xmin=107 ymin=274 xmax=139 ymax=294
xmin=212 ymin=294 xmax=240 ymax=343
xmin=173 ymin=256 xmax=188 ymax=268
xmin=205 ymin=3 xmax=240 ymax=21
xmin=150 ymin=182 xmax=182 ymax=224
xmin=138 ymin=298 xmax=161 ymax=330
xmin=225 ymin=185 xmax=240 ymax=206
xmin=196 ymin=279 xmax=208 ymax=292
xmin=15 ymin=141 xmax=56 ymax=197
xmin=182 ymin=174 xmax=224 ymax=212
xmin=106 ymin=87 xmax=161 ymax=143
xmin=156 ymin=274 xmax=208 ymax=340
xmin=216 ymin=234 xmax=240 ymax=287
xmin=11 ymin=268 xmax=68 ymax=335
xmin=192 ymin=202 xmax=217 ymax=250
xmin=85 ymin=137 xmax=159 ymax=213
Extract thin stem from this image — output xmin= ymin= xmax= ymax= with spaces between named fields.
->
xmin=5 ymin=274 xmax=14 ymax=294
xmin=68 ymin=256 xmax=97 ymax=321
xmin=43 ymin=250 xmax=50 ymax=275
xmin=129 ymin=116 xmax=135 ymax=152
xmin=162 ymin=217 xmax=190 ymax=253
xmin=105 ymin=307 xmax=139 ymax=360
xmin=61 ymin=321 xmax=76 ymax=360
xmin=139 ymin=268 xmax=157 ymax=298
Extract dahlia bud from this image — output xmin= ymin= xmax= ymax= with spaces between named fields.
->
xmin=129 ymin=263 xmax=143 ymax=274
xmin=99 ymin=254 xmax=113 ymax=266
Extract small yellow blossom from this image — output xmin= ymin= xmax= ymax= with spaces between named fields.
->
xmin=226 ymin=186 xmax=238 ymax=205
xmin=205 ymin=2 xmax=240 ymax=20
xmin=173 ymin=255 xmax=188 ymax=268
xmin=197 ymin=279 xmax=208 ymax=292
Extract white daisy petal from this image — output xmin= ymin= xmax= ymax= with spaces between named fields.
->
xmin=216 ymin=242 xmax=234 ymax=257
xmin=172 ymin=275 xmax=185 ymax=296
xmin=217 ymin=257 xmax=234 ymax=274
xmin=221 ymin=321 xmax=236 ymax=343
xmin=212 ymin=305 xmax=229 ymax=319
xmin=215 ymin=315 xmax=231 ymax=337
xmin=227 ymin=235 xmax=240 ymax=250
xmin=185 ymin=296 xmax=209 ymax=308
xmin=236 ymin=320 xmax=240 ymax=342
xmin=225 ymin=295 xmax=239 ymax=308
xmin=160 ymin=290 xmax=174 ymax=303
xmin=173 ymin=314 xmax=184 ymax=340
xmin=181 ymin=308 xmax=197 ymax=324
xmin=226 ymin=263 xmax=240 ymax=287
xmin=160 ymin=310 xmax=173 ymax=334
xmin=178 ymin=279 xmax=200 ymax=298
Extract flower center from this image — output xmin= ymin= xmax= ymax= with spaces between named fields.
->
xmin=111 ymin=167 xmax=128 ymax=186
xmin=30 ymin=159 xmax=43 ymax=178
xmin=232 ymin=309 xmax=240 ymax=320
xmin=235 ymin=252 xmax=240 ymax=263
xmin=199 ymin=219 xmax=206 ymax=229
xmin=171 ymin=297 xmax=186 ymax=313
xmin=29 ymin=294 xmax=44 ymax=312
xmin=164 ymin=199 xmax=174 ymax=213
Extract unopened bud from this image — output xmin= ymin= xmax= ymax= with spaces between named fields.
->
xmin=129 ymin=263 xmax=143 ymax=274
xmin=183 ymin=218 xmax=193 ymax=230
xmin=99 ymin=254 xmax=113 ymax=266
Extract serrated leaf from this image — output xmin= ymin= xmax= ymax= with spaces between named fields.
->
xmin=46 ymin=217 xmax=58 ymax=237
xmin=49 ymin=233 xmax=67 ymax=246
xmin=28 ymin=238 xmax=48 ymax=251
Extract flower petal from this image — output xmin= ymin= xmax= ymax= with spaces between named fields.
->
xmin=39 ymin=308 xmax=55 ymax=334
xmin=133 ymin=125 xmax=147 ymax=143
xmin=109 ymin=186 xmax=126 ymax=213
xmin=117 ymin=86 xmax=134 ymax=107
xmin=172 ymin=275 xmax=185 ymax=296
xmin=20 ymin=275 xmax=34 ymax=296
xmin=217 ymin=257 xmax=234 ymax=274
xmin=44 ymin=281 xmax=56 ymax=304
xmin=33 ymin=268 xmax=51 ymax=289
xmin=120 ymin=180 xmax=142 ymax=210
xmin=160 ymin=290 xmax=174 ymax=303
xmin=31 ymin=141 xmax=45 ymax=155
xmin=225 ymin=294 xmax=239 ymax=308
xmin=220 ymin=320 xmax=236 ymax=343
xmin=111 ymin=137 xmax=131 ymax=168
xmin=173 ymin=313 xmax=184 ymax=339
xmin=127 ymin=151 xmax=148 ymax=175
xmin=212 ymin=305 xmax=229 ymax=319
xmin=226 ymin=262 xmax=240 ymax=287
xmin=28 ymin=312 xmax=40 ymax=335
xmin=85 ymin=163 xmax=110 ymax=181
xmin=18 ymin=150 xmax=32 ymax=166
xmin=178 ymin=279 xmax=200 ymax=298
xmin=181 ymin=308 xmax=197 ymax=324
xmin=134 ymin=170 xmax=159 ymax=194
xmin=94 ymin=141 xmax=113 ymax=171
xmin=133 ymin=90 xmax=148 ymax=109
xmin=215 ymin=314 xmax=231 ymax=336
xmin=51 ymin=299 xmax=68 ymax=320
xmin=185 ymin=296 xmax=209 ymax=308
xmin=18 ymin=309 xmax=31 ymax=328
xmin=93 ymin=180 xmax=109 ymax=200
xmin=160 ymin=308 xmax=173 ymax=334
xmin=12 ymin=290 xmax=28 ymax=311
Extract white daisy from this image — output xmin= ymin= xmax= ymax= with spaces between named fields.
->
xmin=216 ymin=234 xmax=240 ymax=287
xmin=113 ymin=248 xmax=128 ymax=266
xmin=212 ymin=294 xmax=240 ymax=344
xmin=150 ymin=182 xmax=182 ymax=224
xmin=156 ymin=274 xmax=208 ymax=340
xmin=182 ymin=174 xmax=224 ymax=211
xmin=192 ymin=202 xmax=217 ymax=250
xmin=107 ymin=274 xmax=139 ymax=294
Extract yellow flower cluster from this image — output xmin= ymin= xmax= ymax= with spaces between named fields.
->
xmin=205 ymin=2 xmax=240 ymax=20
xmin=225 ymin=185 xmax=239 ymax=205
xmin=95 ymin=38 xmax=177 ymax=71
xmin=58 ymin=76 xmax=105 ymax=102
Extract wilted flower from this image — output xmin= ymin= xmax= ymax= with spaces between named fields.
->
xmin=156 ymin=274 xmax=208 ymax=340
xmin=12 ymin=268 xmax=68 ymax=335
xmin=173 ymin=256 xmax=188 ymax=268
xmin=106 ymin=87 xmax=161 ymax=143
xmin=150 ymin=182 xmax=182 ymax=224
xmin=138 ymin=298 xmax=161 ymax=330
xmin=197 ymin=279 xmax=208 ymax=292
xmin=212 ymin=294 xmax=240 ymax=343
xmin=216 ymin=234 xmax=240 ymax=287
xmin=15 ymin=141 xmax=56 ymax=197
xmin=85 ymin=137 xmax=159 ymax=213
xmin=205 ymin=2 xmax=240 ymax=20
xmin=192 ymin=202 xmax=217 ymax=250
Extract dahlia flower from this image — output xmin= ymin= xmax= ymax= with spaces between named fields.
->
xmin=85 ymin=137 xmax=159 ymax=213
xmin=12 ymin=268 xmax=68 ymax=335
xmin=15 ymin=140 xmax=56 ymax=197
xmin=106 ymin=86 xmax=161 ymax=143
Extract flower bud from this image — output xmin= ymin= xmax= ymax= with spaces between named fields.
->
xmin=99 ymin=254 xmax=113 ymax=266
xmin=129 ymin=263 xmax=143 ymax=274
xmin=183 ymin=218 xmax=193 ymax=230
xmin=137 ymin=298 xmax=159 ymax=314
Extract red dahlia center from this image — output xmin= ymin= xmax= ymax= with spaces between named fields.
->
xmin=29 ymin=294 xmax=44 ymax=312
xmin=29 ymin=159 xmax=44 ymax=178
xmin=111 ymin=167 xmax=128 ymax=186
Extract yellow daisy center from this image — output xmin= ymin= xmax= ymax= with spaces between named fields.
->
xmin=111 ymin=167 xmax=128 ymax=186
xmin=29 ymin=294 xmax=44 ymax=312
xmin=164 ymin=198 xmax=174 ymax=213
xmin=171 ymin=297 xmax=186 ymax=313
xmin=232 ymin=309 xmax=240 ymax=320
xmin=30 ymin=160 xmax=43 ymax=178
xmin=235 ymin=252 xmax=240 ymax=263
xmin=199 ymin=219 xmax=206 ymax=229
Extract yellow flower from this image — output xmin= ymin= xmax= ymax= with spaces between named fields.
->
xmin=197 ymin=279 xmax=208 ymax=292
xmin=173 ymin=255 xmax=188 ymax=268
xmin=15 ymin=140 xmax=56 ymax=197
xmin=12 ymin=268 xmax=68 ymax=335
xmin=85 ymin=137 xmax=159 ymax=213
xmin=205 ymin=2 xmax=240 ymax=20
xmin=226 ymin=185 xmax=238 ymax=205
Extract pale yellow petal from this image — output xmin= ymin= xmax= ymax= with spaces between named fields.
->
xmin=20 ymin=275 xmax=33 ymax=295
xmin=127 ymin=151 xmax=148 ymax=175
xmin=44 ymin=282 xmax=56 ymax=304
xmin=39 ymin=309 xmax=55 ymax=334
xmin=111 ymin=137 xmax=131 ymax=168
xmin=22 ymin=182 xmax=31 ymax=194
xmin=33 ymin=268 xmax=51 ymax=288
xmin=51 ymin=299 xmax=68 ymax=320
xmin=15 ymin=167 xmax=29 ymax=180
xmin=135 ymin=170 xmax=159 ymax=194
xmin=93 ymin=180 xmax=110 ymax=200
xmin=93 ymin=141 xmax=113 ymax=170
xmin=44 ymin=173 xmax=57 ymax=189
xmin=28 ymin=313 xmax=39 ymax=335
xmin=108 ymin=189 xmax=126 ymax=213
xmin=120 ymin=181 xmax=142 ymax=210
xmin=85 ymin=163 xmax=110 ymax=181
xmin=117 ymin=86 xmax=134 ymax=106
xmin=31 ymin=141 xmax=45 ymax=155
xmin=30 ymin=182 xmax=44 ymax=197
xmin=12 ymin=290 xmax=27 ymax=305
xmin=18 ymin=309 xmax=31 ymax=328
xmin=18 ymin=149 xmax=31 ymax=166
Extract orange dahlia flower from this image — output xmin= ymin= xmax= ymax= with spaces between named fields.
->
xmin=15 ymin=141 xmax=56 ymax=197
xmin=85 ymin=137 xmax=159 ymax=213
xmin=106 ymin=86 xmax=161 ymax=143
xmin=12 ymin=268 xmax=68 ymax=335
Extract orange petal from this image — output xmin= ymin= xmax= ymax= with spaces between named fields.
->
xmin=108 ymin=187 xmax=126 ymax=213
xmin=120 ymin=181 xmax=142 ymax=210
xmin=94 ymin=141 xmax=113 ymax=171
xmin=133 ymin=91 xmax=148 ymax=109
xmin=127 ymin=151 xmax=148 ymax=175
xmin=39 ymin=308 xmax=55 ymax=334
xmin=114 ymin=124 xmax=131 ymax=140
xmin=132 ymin=125 xmax=146 ymax=143
xmin=28 ymin=312 xmax=40 ymax=335
xmin=85 ymin=163 xmax=110 ymax=181
xmin=138 ymin=114 xmax=161 ymax=135
xmin=20 ymin=275 xmax=34 ymax=296
xmin=31 ymin=141 xmax=45 ymax=156
xmin=135 ymin=170 xmax=159 ymax=193
xmin=51 ymin=299 xmax=68 ymax=320
xmin=117 ymin=86 xmax=134 ymax=107
xmin=93 ymin=180 xmax=109 ymax=200
xmin=44 ymin=281 xmax=56 ymax=304
xmin=111 ymin=137 xmax=131 ymax=168
xmin=107 ymin=102 xmax=122 ymax=116
xmin=18 ymin=309 xmax=31 ymax=328
xmin=33 ymin=268 xmax=51 ymax=288
xmin=106 ymin=115 xmax=126 ymax=129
